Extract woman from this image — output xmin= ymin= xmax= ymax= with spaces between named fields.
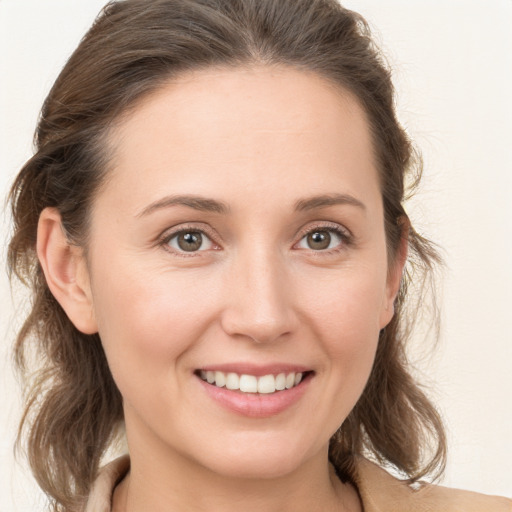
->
xmin=6 ymin=1 xmax=511 ymax=511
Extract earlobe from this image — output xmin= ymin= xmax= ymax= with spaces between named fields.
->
xmin=37 ymin=208 xmax=98 ymax=334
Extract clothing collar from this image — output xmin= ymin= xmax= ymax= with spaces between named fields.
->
xmin=84 ymin=455 xmax=412 ymax=512
xmin=84 ymin=454 xmax=512 ymax=512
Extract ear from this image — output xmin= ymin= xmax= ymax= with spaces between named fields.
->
xmin=379 ymin=218 xmax=409 ymax=328
xmin=37 ymin=208 xmax=98 ymax=334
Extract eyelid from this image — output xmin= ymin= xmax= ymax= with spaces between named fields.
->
xmin=158 ymin=223 xmax=221 ymax=255
xmin=293 ymin=221 xmax=353 ymax=250
xmin=156 ymin=220 xmax=352 ymax=255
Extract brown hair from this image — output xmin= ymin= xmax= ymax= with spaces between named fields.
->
xmin=8 ymin=0 xmax=446 ymax=510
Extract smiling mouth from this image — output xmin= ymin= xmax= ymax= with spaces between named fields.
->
xmin=196 ymin=370 xmax=313 ymax=394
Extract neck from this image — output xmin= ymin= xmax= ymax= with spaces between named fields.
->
xmin=113 ymin=429 xmax=361 ymax=512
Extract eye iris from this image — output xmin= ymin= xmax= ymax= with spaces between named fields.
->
xmin=307 ymin=231 xmax=331 ymax=250
xmin=177 ymin=232 xmax=202 ymax=251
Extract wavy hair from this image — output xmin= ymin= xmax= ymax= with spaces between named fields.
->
xmin=8 ymin=0 xmax=446 ymax=510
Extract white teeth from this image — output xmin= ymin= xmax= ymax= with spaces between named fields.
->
xmin=285 ymin=373 xmax=295 ymax=389
xmin=199 ymin=370 xmax=305 ymax=394
xmin=225 ymin=372 xmax=239 ymax=390
xmin=257 ymin=374 xmax=275 ymax=394
xmin=275 ymin=373 xmax=286 ymax=391
xmin=239 ymin=374 xmax=258 ymax=393
xmin=214 ymin=371 xmax=226 ymax=388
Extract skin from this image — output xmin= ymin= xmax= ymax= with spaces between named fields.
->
xmin=37 ymin=65 xmax=406 ymax=511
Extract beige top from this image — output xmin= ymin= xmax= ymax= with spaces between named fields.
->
xmin=84 ymin=455 xmax=512 ymax=512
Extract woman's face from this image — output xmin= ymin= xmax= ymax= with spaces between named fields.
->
xmin=83 ymin=66 xmax=401 ymax=478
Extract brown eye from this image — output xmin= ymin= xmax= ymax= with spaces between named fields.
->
xmin=178 ymin=232 xmax=202 ymax=251
xmin=307 ymin=231 xmax=332 ymax=250
xmin=168 ymin=230 xmax=213 ymax=252
xmin=297 ymin=227 xmax=345 ymax=251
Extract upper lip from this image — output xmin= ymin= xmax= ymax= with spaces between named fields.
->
xmin=196 ymin=363 xmax=312 ymax=376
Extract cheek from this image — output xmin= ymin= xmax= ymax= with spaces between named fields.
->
xmin=89 ymin=260 xmax=217 ymax=389
xmin=298 ymin=265 xmax=387 ymax=406
xmin=302 ymin=263 xmax=388 ymax=344
xmin=320 ymin=282 xmax=382 ymax=376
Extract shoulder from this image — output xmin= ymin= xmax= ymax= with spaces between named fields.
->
xmin=84 ymin=455 xmax=130 ymax=512
xmin=352 ymin=457 xmax=512 ymax=512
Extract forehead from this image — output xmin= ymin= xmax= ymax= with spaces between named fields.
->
xmin=100 ymin=65 xmax=380 ymax=214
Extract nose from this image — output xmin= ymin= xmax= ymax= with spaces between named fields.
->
xmin=220 ymin=246 xmax=297 ymax=344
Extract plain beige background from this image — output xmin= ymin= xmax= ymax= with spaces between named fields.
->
xmin=1 ymin=1 xmax=511 ymax=510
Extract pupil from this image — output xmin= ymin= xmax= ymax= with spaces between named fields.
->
xmin=178 ymin=232 xmax=202 ymax=251
xmin=308 ymin=231 xmax=331 ymax=250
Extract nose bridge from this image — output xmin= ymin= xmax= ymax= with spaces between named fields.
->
xmin=221 ymin=241 xmax=295 ymax=343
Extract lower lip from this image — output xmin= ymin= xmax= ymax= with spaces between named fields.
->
xmin=196 ymin=374 xmax=312 ymax=418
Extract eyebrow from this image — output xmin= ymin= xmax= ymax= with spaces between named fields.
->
xmin=294 ymin=193 xmax=366 ymax=212
xmin=137 ymin=192 xmax=365 ymax=218
xmin=137 ymin=194 xmax=230 ymax=217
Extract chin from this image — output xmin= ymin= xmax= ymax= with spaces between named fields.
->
xmin=192 ymin=436 xmax=316 ymax=480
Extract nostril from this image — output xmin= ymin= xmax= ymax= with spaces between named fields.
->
xmin=220 ymin=271 xmax=297 ymax=343
xmin=219 ymin=312 xmax=295 ymax=345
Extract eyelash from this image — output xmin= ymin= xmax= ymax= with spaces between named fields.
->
xmin=159 ymin=224 xmax=220 ymax=258
xmin=159 ymin=222 xmax=352 ymax=257
xmin=295 ymin=222 xmax=352 ymax=254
